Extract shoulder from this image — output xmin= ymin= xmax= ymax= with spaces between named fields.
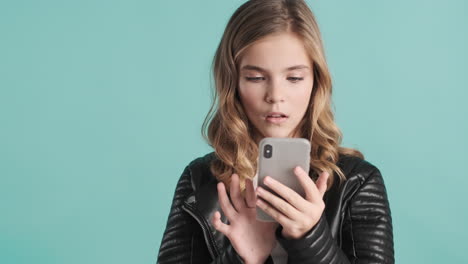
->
xmin=182 ymin=151 xmax=217 ymax=191
xmin=186 ymin=151 xmax=216 ymax=168
xmin=185 ymin=151 xmax=216 ymax=176
xmin=336 ymin=153 xmax=382 ymax=185
xmin=329 ymin=154 xmax=388 ymax=207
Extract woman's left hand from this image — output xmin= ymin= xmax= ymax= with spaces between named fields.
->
xmin=255 ymin=166 xmax=329 ymax=240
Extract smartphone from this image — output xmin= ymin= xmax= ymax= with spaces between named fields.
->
xmin=256 ymin=137 xmax=311 ymax=222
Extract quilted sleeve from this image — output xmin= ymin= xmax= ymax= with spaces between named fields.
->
xmin=275 ymin=166 xmax=394 ymax=263
xmin=156 ymin=164 xmax=248 ymax=264
xmin=157 ymin=165 xmax=196 ymax=263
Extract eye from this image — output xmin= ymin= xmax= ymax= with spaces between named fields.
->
xmin=245 ymin=77 xmax=265 ymax=82
xmin=288 ymin=77 xmax=304 ymax=82
xmin=245 ymin=76 xmax=304 ymax=83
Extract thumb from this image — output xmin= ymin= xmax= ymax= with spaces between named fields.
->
xmin=212 ymin=211 xmax=230 ymax=236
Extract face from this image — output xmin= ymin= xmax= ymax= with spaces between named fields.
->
xmin=238 ymin=32 xmax=314 ymax=143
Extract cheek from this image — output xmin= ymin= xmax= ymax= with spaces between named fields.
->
xmin=238 ymin=86 xmax=262 ymax=113
xmin=299 ymin=88 xmax=313 ymax=103
xmin=292 ymin=83 xmax=313 ymax=110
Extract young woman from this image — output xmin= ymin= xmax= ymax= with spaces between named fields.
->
xmin=157 ymin=0 xmax=394 ymax=263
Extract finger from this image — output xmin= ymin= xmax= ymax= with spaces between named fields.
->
xmin=294 ymin=166 xmax=322 ymax=203
xmin=212 ymin=211 xmax=230 ymax=236
xmin=256 ymin=186 xmax=301 ymax=219
xmin=256 ymin=198 xmax=292 ymax=227
xmin=261 ymin=175 xmax=307 ymax=212
xmin=245 ymin=178 xmax=256 ymax=208
xmin=230 ymin=173 xmax=246 ymax=211
xmin=316 ymin=171 xmax=329 ymax=197
xmin=217 ymin=182 xmax=238 ymax=220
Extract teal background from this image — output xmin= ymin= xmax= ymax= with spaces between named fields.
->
xmin=1 ymin=0 xmax=466 ymax=263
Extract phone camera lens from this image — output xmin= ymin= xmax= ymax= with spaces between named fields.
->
xmin=264 ymin=144 xmax=273 ymax=158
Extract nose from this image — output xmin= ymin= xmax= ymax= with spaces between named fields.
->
xmin=264 ymin=77 xmax=285 ymax=103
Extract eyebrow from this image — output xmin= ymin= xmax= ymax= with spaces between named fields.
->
xmin=240 ymin=64 xmax=309 ymax=72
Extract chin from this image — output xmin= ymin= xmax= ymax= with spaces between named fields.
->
xmin=261 ymin=129 xmax=292 ymax=138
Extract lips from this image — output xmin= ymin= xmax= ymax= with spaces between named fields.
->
xmin=265 ymin=112 xmax=288 ymax=118
xmin=264 ymin=112 xmax=289 ymax=124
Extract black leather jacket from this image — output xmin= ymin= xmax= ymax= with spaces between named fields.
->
xmin=157 ymin=152 xmax=394 ymax=263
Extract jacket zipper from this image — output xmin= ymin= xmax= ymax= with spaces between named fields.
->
xmin=181 ymin=203 xmax=217 ymax=260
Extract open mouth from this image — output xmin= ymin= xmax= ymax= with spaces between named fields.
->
xmin=265 ymin=113 xmax=288 ymax=124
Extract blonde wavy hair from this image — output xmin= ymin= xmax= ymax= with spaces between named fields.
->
xmin=201 ymin=0 xmax=364 ymax=194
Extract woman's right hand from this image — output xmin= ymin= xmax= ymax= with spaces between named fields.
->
xmin=211 ymin=173 xmax=279 ymax=264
